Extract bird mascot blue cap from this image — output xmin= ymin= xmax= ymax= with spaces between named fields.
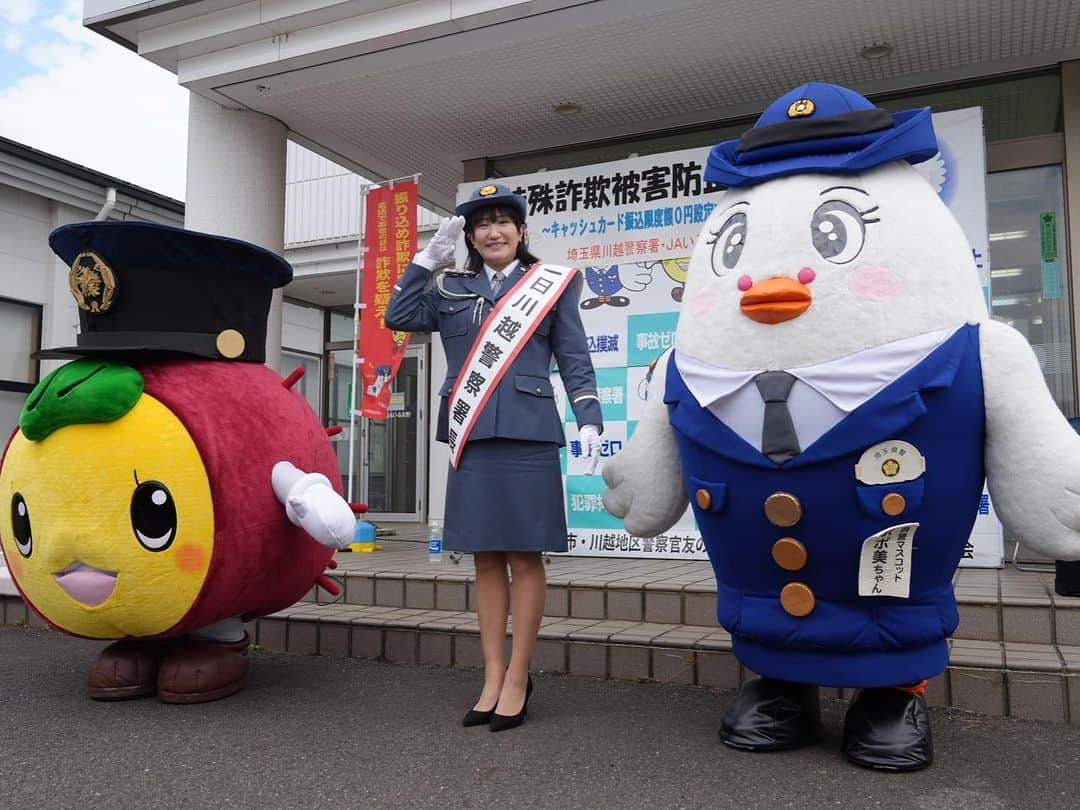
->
xmin=705 ymin=82 xmax=939 ymax=188
xmin=454 ymin=183 xmax=528 ymax=221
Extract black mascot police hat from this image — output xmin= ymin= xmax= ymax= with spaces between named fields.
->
xmin=43 ymin=220 xmax=292 ymax=363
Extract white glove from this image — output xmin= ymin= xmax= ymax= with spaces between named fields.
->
xmin=271 ymin=461 xmax=355 ymax=550
xmin=413 ymin=215 xmax=465 ymax=272
xmin=580 ymin=424 xmax=603 ymax=475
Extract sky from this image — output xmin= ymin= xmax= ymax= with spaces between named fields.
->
xmin=0 ymin=0 xmax=189 ymax=200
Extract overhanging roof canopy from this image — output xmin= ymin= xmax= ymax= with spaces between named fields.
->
xmin=87 ymin=0 xmax=1080 ymax=212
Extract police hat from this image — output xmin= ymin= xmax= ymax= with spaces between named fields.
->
xmin=705 ymin=82 xmax=939 ymax=188
xmin=454 ymin=183 xmax=527 ymax=221
xmin=42 ymin=220 xmax=292 ymax=363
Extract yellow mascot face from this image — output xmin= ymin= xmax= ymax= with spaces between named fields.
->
xmin=0 ymin=361 xmax=215 ymax=639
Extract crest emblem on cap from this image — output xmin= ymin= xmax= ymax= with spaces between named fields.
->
xmin=787 ymin=99 xmax=815 ymax=118
xmin=69 ymin=251 xmax=117 ymax=313
xmin=478 ymin=184 xmax=499 ymax=196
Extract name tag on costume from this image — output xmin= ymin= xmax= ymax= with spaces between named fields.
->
xmin=447 ymin=263 xmax=579 ymax=468
xmin=858 ymin=523 xmax=917 ymax=598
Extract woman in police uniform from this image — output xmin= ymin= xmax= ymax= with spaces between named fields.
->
xmin=385 ymin=184 xmax=603 ymax=732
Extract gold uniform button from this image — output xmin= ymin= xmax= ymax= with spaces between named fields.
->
xmin=772 ymin=538 xmax=807 ymax=571
xmin=696 ymin=488 xmax=712 ymax=510
xmin=882 ymin=492 xmax=906 ymax=516
xmin=764 ymin=492 xmax=802 ymax=527
xmin=216 ymin=329 xmax=246 ymax=359
xmin=780 ymin=582 xmax=815 ymax=617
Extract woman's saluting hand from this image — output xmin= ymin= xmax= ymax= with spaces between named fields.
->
xmin=415 ymin=215 xmax=465 ymax=272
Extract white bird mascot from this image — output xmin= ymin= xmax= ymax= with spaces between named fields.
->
xmin=603 ymin=82 xmax=1080 ymax=771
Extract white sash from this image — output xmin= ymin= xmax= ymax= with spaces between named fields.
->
xmin=447 ymin=263 xmax=578 ymax=468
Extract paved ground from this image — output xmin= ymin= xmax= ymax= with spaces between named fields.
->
xmin=2 ymin=626 xmax=1079 ymax=809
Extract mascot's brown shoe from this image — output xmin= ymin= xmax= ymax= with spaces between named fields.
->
xmin=842 ymin=688 xmax=934 ymax=771
xmin=720 ymin=677 xmax=822 ymax=751
xmin=88 ymin=639 xmax=174 ymax=700
xmin=157 ymin=634 xmax=251 ymax=704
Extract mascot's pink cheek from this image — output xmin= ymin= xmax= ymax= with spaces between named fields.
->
xmin=687 ymin=284 xmax=721 ymax=318
xmin=848 ymin=265 xmax=903 ymax=301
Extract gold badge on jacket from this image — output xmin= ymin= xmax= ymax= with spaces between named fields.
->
xmin=69 ymin=251 xmax=117 ymax=313
xmin=854 ymin=440 xmax=925 ymax=485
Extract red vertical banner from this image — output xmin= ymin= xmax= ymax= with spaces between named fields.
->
xmin=358 ymin=179 xmax=418 ymax=419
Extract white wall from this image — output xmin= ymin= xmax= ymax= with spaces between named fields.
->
xmin=0 ymin=185 xmax=51 ymax=304
xmin=282 ymin=299 xmax=324 ymax=354
xmin=285 ymin=141 xmax=442 ymax=248
xmin=0 ymin=189 xmax=89 ymax=381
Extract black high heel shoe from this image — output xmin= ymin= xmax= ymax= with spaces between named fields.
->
xmin=461 ymin=705 xmax=496 ymax=727
xmin=489 ymin=676 xmax=533 ymax=733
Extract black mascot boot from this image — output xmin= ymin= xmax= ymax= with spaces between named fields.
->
xmin=842 ymin=687 xmax=934 ymax=771
xmin=719 ymin=677 xmax=822 ymax=751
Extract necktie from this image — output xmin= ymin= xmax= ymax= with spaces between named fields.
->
xmin=491 ymin=272 xmax=505 ymax=297
xmin=754 ymin=370 xmax=800 ymax=464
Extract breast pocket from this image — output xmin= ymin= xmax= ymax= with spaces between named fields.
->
xmin=688 ymin=476 xmax=728 ymax=515
xmin=437 ymin=301 xmax=472 ymax=337
xmin=855 ymin=478 xmax=924 ymax=520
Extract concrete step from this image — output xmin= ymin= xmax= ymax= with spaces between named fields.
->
xmin=2 ymin=592 xmax=1078 ymax=725
xmin=250 ymin=601 xmax=1080 ymax=726
xmin=305 ymin=563 xmax=1080 ymax=647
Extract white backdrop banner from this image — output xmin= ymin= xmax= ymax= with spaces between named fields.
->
xmin=458 ymin=107 xmax=1003 ymax=566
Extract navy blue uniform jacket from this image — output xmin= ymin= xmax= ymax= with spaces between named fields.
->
xmin=666 ymin=325 xmax=985 ymax=688
xmin=385 ymin=262 xmax=603 ymax=445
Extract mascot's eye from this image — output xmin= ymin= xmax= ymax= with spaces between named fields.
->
xmin=11 ymin=493 xmax=32 ymax=558
xmin=707 ymin=212 xmax=747 ymax=273
xmin=810 ymin=201 xmax=877 ymax=264
xmin=130 ymin=481 xmax=177 ymax=552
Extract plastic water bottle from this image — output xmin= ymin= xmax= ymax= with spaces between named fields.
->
xmin=428 ymin=518 xmax=443 ymax=563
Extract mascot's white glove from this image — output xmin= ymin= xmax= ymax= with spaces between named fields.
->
xmin=271 ymin=461 xmax=355 ymax=550
xmin=413 ymin=215 xmax=465 ymax=272
xmin=580 ymin=424 xmax=603 ymax=475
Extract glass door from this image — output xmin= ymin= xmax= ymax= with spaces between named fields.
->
xmin=328 ymin=343 xmax=427 ymax=521
xmin=987 ymin=164 xmax=1073 ymax=566
xmin=987 ymin=165 xmax=1074 ymax=415
xmin=364 ymin=345 xmax=426 ymax=519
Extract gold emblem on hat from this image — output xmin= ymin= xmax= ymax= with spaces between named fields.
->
xmin=216 ymin=329 xmax=246 ymax=359
xmin=69 ymin=252 xmax=117 ymax=313
xmin=478 ymin=185 xmax=499 ymax=196
xmin=787 ymin=99 xmax=815 ymax=118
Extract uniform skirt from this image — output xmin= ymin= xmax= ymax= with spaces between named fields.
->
xmin=443 ymin=438 xmax=568 ymax=553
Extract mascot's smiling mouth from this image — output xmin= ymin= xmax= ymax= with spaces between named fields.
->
xmin=54 ymin=562 xmax=118 ymax=607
